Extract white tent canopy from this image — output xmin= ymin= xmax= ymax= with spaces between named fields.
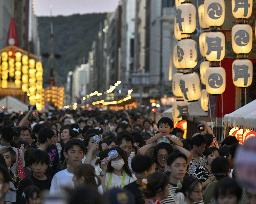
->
xmin=0 ymin=96 xmax=28 ymax=113
xmin=223 ymin=100 xmax=256 ymax=129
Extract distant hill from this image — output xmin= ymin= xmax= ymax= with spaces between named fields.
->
xmin=38 ymin=13 xmax=107 ymax=85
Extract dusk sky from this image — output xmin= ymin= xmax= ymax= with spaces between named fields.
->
xmin=33 ymin=0 xmax=119 ymax=16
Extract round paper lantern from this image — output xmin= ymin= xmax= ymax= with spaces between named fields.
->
xmin=2 ymin=80 xmax=8 ymax=88
xmin=200 ymin=89 xmax=209 ymax=111
xmin=200 ymin=61 xmax=210 ymax=85
xmin=172 ymin=73 xmax=183 ymax=97
xmin=174 ymin=19 xmax=190 ymax=40
xmin=232 ymin=0 xmax=253 ymax=19
xmin=1 ymin=52 xmax=8 ymax=61
xmin=205 ymin=32 xmax=225 ymax=61
xmin=174 ymin=39 xmax=197 ymax=68
xmin=204 ymin=0 xmax=225 ymax=27
xmin=199 ymin=32 xmax=207 ymax=57
xmin=232 ymin=24 xmax=252 ymax=54
xmin=232 ymin=59 xmax=253 ymax=87
xmin=206 ymin=67 xmax=226 ymax=94
xmin=198 ymin=4 xmax=209 ymax=29
xmin=176 ymin=3 xmax=197 ymax=34
xmin=15 ymin=52 xmax=22 ymax=62
xmin=180 ymin=73 xmax=201 ymax=101
xmin=22 ymin=55 xmax=28 ymax=65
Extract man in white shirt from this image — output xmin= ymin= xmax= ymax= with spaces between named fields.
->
xmin=50 ymin=139 xmax=85 ymax=193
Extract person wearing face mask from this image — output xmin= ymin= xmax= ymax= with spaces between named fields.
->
xmin=103 ymin=147 xmax=134 ymax=190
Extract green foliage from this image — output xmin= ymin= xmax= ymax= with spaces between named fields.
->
xmin=38 ymin=13 xmax=107 ymax=85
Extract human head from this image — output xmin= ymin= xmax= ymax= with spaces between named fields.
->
xmin=191 ymin=133 xmax=207 ymax=156
xmin=180 ymin=176 xmax=203 ymax=203
xmin=38 ymin=127 xmax=55 ymax=146
xmin=73 ymin=164 xmax=99 ymax=188
xmin=204 ymin=147 xmax=219 ymax=166
xmin=211 ymin=157 xmax=230 ymax=180
xmin=30 ymin=149 xmax=49 ymax=179
xmin=221 ymin=136 xmax=239 ymax=147
xmin=19 ymin=127 xmax=33 ymax=145
xmin=154 ymin=143 xmax=173 ymax=169
xmin=106 ymin=147 xmax=132 ymax=176
xmin=0 ymin=127 xmax=14 ymax=145
xmin=144 ymin=172 xmax=169 ymax=200
xmin=61 ymin=125 xmax=71 ymax=144
xmin=23 ymin=185 xmax=41 ymax=204
xmin=116 ymin=132 xmax=134 ymax=156
xmin=157 ymin=117 xmax=174 ymax=135
xmin=143 ymin=119 xmax=152 ymax=131
xmin=131 ymin=155 xmax=155 ymax=180
xmin=64 ymin=139 xmax=86 ymax=168
xmin=167 ymin=152 xmax=187 ymax=182
xmin=214 ymin=177 xmax=242 ymax=204
xmin=0 ymin=165 xmax=11 ymax=201
xmin=0 ymin=147 xmax=16 ymax=168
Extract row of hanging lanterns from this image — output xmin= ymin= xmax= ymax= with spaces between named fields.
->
xmin=172 ymin=0 xmax=255 ymax=117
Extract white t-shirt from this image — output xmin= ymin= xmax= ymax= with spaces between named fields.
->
xmin=50 ymin=169 xmax=74 ymax=193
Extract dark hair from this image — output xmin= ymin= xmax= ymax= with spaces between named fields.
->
xmin=20 ymin=126 xmax=31 ymax=135
xmin=157 ymin=117 xmax=174 ymax=129
xmin=73 ymin=164 xmax=100 ymax=187
xmin=211 ymin=157 xmax=229 ymax=180
xmin=203 ymin=134 xmax=214 ymax=147
xmin=64 ymin=139 xmax=86 ymax=153
xmin=0 ymin=155 xmax=7 ymax=169
xmin=0 ymin=147 xmax=16 ymax=166
xmin=116 ymin=131 xmax=134 ymax=146
xmin=23 ymin=185 xmax=40 ymax=202
xmin=1 ymin=127 xmax=15 ymax=144
xmin=30 ymin=149 xmax=49 ymax=165
xmin=0 ymin=165 xmax=11 ymax=183
xmin=61 ymin=125 xmax=71 ymax=133
xmin=203 ymin=147 xmax=219 ymax=157
xmin=144 ymin=172 xmax=169 ymax=198
xmin=143 ymin=119 xmax=152 ymax=126
xmin=180 ymin=176 xmax=201 ymax=198
xmin=69 ymin=186 xmax=103 ymax=204
xmin=214 ymin=177 xmax=242 ymax=201
xmin=167 ymin=151 xmax=187 ymax=166
xmin=221 ymin=136 xmax=239 ymax=146
xmin=106 ymin=147 xmax=132 ymax=177
xmin=38 ymin=127 xmax=54 ymax=144
xmin=154 ymin=143 xmax=173 ymax=165
xmin=131 ymin=155 xmax=154 ymax=173
xmin=229 ymin=144 xmax=239 ymax=159
xmin=191 ymin=133 xmax=206 ymax=147
xmin=219 ymin=146 xmax=230 ymax=158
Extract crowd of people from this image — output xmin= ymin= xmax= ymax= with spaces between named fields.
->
xmin=0 ymin=109 xmax=255 ymax=204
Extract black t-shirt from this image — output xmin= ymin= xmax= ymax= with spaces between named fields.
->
xmin=124 ymin=181 xmax=144 ymax=204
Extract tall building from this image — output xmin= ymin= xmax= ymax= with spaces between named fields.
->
xmin=120 ymin=0 xmax=136 ymax=84
xmin=0 ymin=0 xmax=14 ymax=49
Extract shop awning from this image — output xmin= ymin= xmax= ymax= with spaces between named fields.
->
xmin=0 ymin=96 xmax=28 ymax=112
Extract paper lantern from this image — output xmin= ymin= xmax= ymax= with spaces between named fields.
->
xmin=1 ymin=52 xmax=8 ymax=61
xmin=175 ymin=0 xmax=186 ymax=6
xmin=200 ymin=61 xmax=210 ymax=85
xmin=200 ymin=89 xmax=209 ymax=111
xmin=22 ymin=65 xmax=28 ymax=74
xmin=232 ymin=0 xmax=253 ymax=18
xmin=1 ymin=80 xmax=7 ymax=88
xmin=198 ymin=4 xmax=209 ymax=29
xmin=15 ymin=52 xmax=22 ymax=62
xmin=205 ymin=32 xmax=225 ymax=61
xmin=15 ymin=62 xmax=21 ymax=70
xmin=232 ymin=24 xmax=252 ymax=54
xmin=15 ymin=80 xmax=21 ymax=88
xmin=174 ymin=19 xmax=190 ymax=40
xmin=232 ymin=59 xmax=253 ymax=87
xmin=22 ymin=55 xmax=28 ymax=65
xmin=180 ymin=73 xmax=201 ymax=101
xmin=204 ymin=0 xmax=225 ymax=27
xmin=29 ymin=59 xmax=35 ymax=69
xmin=1 ymin=62 xmax=8 ymax=71
xmin=172 ymin=73 xmax=183 ymax=97
xmin=36 ymin=62 xmax=43 ymax=71
xmin=176 ymin=3 xmax=197 ymax=34
xmin=199 ymin=32 xmax=207 ymax=57
xmin=174 ymin=39 xmax=197 ymax=68
xmin=206 ymin=67 xmax=226 ymax=94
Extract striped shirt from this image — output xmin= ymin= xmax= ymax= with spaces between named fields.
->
xmin=161 ymin=184 xmax=178 ymax=204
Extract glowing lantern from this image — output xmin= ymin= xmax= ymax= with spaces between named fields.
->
xmin=174 ymin=39 xmax=197 ymax=68
xmin=200 ymin=89 xmax=209 ymax=111
xmin=36 ymin=72 xmax=43 ymax=80
xmin=199 ymin=33 xmax=207 ymax=57
xmin=2 ymin=80 xmax=7 ymax=88
xmin=36 ymin=62 xmax=43 ymax=71
xmin=205 ymin=32 xmax=225 ymax=61
xmin=1 ymin=62 xmax=8 ymax=71
xmin=22 ymin=65 xmax=28 ymax=74
xmin=22 ymin=75 xmax=28 ymax=83
xmin=22 ymin=55 xmax=28 ymax=65
xmin=206 ymin=67 xmax=226 ymax=94
xmin=176 ymin=3 xmax=197 ymax=34
xmin=15 ymin=80 xmax=21 ymax=88
xmin=175 ymin=0 xmax=186 ymax=6
xmin=174 ymin=19 xmax=190 ymax=40
xmin=204 ymin=0 xmax=225 ymax=27
xmin=2 ymin=72 xmax=8 ymax=80
xmin=180 ymin=73 xmax=201 ymax=101
xmin=15 ymin=62 xmax=21 ymax=70
xmin=15 ymin=71 xmax=21 ymax=78
xmin=232 ymin=59 xmax=253 ymax=87
xmin=1 ymin=52 xmax=8 ymax=61
xmin=172 ymin=73 xmax=183 ymax=97
xmin=232 ymin=24 xmax=252 ymax=54
xmin=15 ymin=52 xmax=22 ymax=62
xmin=29 ymin=59 xmax=35 ymax=69
xmin=200 ymin=61 xmax=210 ymax=85
xmin=232 ymin=0 xmax=252 ymax=19
xmin=22 ymin=84 xmax=28 ymax=92
xmin=198 ymin=4 xmax=209 ymax=29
